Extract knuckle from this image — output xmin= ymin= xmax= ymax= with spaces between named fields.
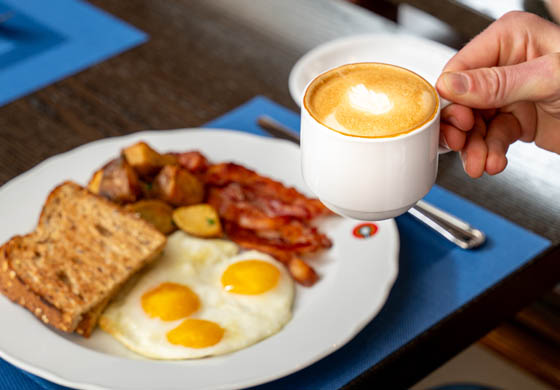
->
xmin=478 ymin=67 xmax=509 ymax=106
xmin=499 ymin=10 xmax=535 ymax=25
xmin=548 ymin=52 xmax=560 ymax=69
xmin=500 ymin=113 xmax=522 ymax=140
xmin=534 ymin=137 xmax=546 ymax=149
xmin=545 ymin=53 xmax=560 ymax=89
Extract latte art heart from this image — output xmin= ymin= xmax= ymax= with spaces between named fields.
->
xmin=347 ymin=84 xmax=393 ymax=115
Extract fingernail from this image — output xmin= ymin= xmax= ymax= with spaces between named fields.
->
xmin=443 ymin=72 xmax=469 ymax=95
xmin=443 ymin=115 xmax=461 ymax=129
xmin=440 ymin=133 xmax=449 ymax=149
xmin=460 ymin=150 xmax=467 ymax=171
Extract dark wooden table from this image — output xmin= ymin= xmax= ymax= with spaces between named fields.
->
xmin=0 ymin=1 xmax=559 ymax=388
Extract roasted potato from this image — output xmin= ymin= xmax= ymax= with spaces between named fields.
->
xmin=87 ymin=168 xmax=104 ymax=194
xmin=98 ymin=157 xmax=142 ymax=204
xmin=122 ymin=141 xmax=165 ymax=177
xmin=125 ymin=199 xmax=175 ymax=234
xmin=160 ymin=153 xmax=178 ymax=166
xmin=152 ymin=165 xmax=204 ymax=206
xmin=172 ymin=204 xmax=222 ymax=237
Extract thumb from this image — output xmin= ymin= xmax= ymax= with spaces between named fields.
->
xmin=436 ymin=54 xmax=560 ymax=108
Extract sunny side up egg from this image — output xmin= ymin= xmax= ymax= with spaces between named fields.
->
xmin=99 ymin=231 xmax=295 ymax=359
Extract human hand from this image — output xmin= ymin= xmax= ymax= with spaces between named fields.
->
xmin=436 ymin=11 xmax=560 ymax=178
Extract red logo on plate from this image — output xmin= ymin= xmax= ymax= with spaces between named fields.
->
xmin=352 ymin=223 xmax=378 ymax=239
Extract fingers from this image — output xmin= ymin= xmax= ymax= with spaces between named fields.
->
xmin=484 ymin=113 xmax=522 ymax=175
xmin=441 ymin=123 xmax=467 ymax=151
xmin=443 ymin=11 xmax=560 ymax=72
xmin=435 ymin=12 xmax=560 ymax=176
xmin=480 ymin=109 xmax=496 ymax=121
xmin=458 ymin=108 xmax=528 ymax=176
xmin=500 ymin=102 xmax=537 ymax=142
xmin=462 ymin=113 xmax=488 ymax=178
xmin=437 ymin=54 xmax=560 ymax=109
xmin=442 ymin=11 xmax=517 ymax=72
xmin=441 ymin=104 xmax=475 ymax=130
xmin=533 ymin=110 xmax=560 ymax=153
xmin=439 ymin=104 xmax=474 ymax=150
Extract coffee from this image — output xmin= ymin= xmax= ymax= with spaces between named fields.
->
xmin=304 ymin=63 xmax=437 ymax=138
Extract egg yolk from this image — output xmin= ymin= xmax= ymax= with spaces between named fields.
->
xmin=141 ymin=282 xmax=200 ymax=321
xmin=221 ymin=260 xmax=280 ymax=295
xmin=167 ymin=318 xmax=224 ymax=348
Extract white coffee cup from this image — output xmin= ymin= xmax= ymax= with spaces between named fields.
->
xmin=300 ymin=63 xmax=448 ymax=221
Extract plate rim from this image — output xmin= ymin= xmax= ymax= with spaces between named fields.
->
xmin=0 ymin=128 xmax=399 ymax=390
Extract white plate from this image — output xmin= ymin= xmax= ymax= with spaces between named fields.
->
xmin=289 ymin=33 xmax=457 ymax=106
xmin=0 ymin=130 xmax=399 ymax=390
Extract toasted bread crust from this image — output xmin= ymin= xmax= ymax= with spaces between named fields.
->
xmin=0 ymin=181 xmax=166 ymax=334
xmin=0 ymin=241 xmax=74 ymax=331
xmin=75 ymin=296 xmax=111 ymax=337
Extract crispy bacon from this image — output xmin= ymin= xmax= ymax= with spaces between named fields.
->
xmin=196 ymin=157 xmax=332 ymax=286
xmin=287 ymin=257 xmax=319 ymax=287
xmin=253 ymin=222 xmax=332 ymax=253
xmin=208 ymin=185 xmax=291 ymax=230
xmin=174 ymin=151 xmax=210 ymax=174
xmin=224 ymin=222 xmax=320 ymax=286
xmin=224 ymin=224 xmax=293 ymax=263
xmin=224 ymin=221 xmax=331 ymax=255
xmin=205 ymin=163 xmax=331 ymax=219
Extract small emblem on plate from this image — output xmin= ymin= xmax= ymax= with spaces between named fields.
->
xmin=352 ymin=223 xmax=378 ymax=239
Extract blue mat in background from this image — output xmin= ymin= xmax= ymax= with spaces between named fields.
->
xmin=0 ymin=0 xmax=147 ymax=106
xmin=1 ymin=96 xmax=551 ymax=390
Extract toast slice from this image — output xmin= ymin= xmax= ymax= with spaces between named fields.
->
xmin=75 ymin=296 xmax=111 ymax=337
xmin=0 ymin=181 xmax=166 ymax=334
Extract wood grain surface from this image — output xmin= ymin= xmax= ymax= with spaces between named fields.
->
xmin=2 ymin=0 xmax=558 ymax=244
xmin=0 ymin=1 xmax=559 ymax=388
xmin=481 ymin=321 xmax=560 ymax=386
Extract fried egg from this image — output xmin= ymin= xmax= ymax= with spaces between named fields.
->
xmin=99 ymin=231 xmax=294 ymax=359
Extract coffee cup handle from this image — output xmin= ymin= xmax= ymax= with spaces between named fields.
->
xmin=438 ymin=98 xmax=452 ymax=154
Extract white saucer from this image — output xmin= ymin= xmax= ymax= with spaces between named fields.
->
xmin=288 ymin=33 xmax=456 ymax=106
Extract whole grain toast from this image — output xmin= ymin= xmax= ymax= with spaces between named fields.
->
xmin=0 ymin=181 xmax=166 ymax=334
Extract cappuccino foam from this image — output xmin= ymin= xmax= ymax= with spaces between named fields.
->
xmin=304 ymin=63 xmax=437 ymax=138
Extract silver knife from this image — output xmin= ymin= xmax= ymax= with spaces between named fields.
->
xmin=257 ymin=115 xmax=486 ymax=250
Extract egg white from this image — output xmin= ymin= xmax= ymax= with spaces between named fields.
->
xmin=100 ymin=231 xmax=294 ymax=359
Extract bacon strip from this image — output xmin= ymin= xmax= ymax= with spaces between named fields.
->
xmin=205 ymin=163 xmax=332 ymax=219
xmin=199 ymin=159 xmax=332 ymax=286
xmin=224 ymin=223 xmax=320 ymax=286
xmin=173 ymin=151 xmax=210 ymax=174
xmin=208 ymin=185 xmax=291 ymax=230
xmin=224 ymin=222 xmax=331 ymax=256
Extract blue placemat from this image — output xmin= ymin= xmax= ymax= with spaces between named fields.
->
xmin=0 ymin=0 xmax=147 ymax=106
xmin=2 ymin=96 xmax=551 ymax=390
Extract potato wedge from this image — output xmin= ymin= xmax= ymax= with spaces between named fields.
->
xmin=87 ymin=168 xmax=104 ymax=194
xmin=98 ymin=157 xmax=142 ymax=204
xmin=152 ymin=165 xmax=204 ymax=206
xmin=172 ymin=204 xmax=222 ymax=237
xmin=160 ymin=153 xmax=178 ymax=166
xmin=122 ymin=141 xmax=164 ymax=177
xmin=125 ymin=199 xmax=175 ymax=235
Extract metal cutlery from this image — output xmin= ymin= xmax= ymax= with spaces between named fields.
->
xmin=257 ymin=115 xmax=486 ymax=249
